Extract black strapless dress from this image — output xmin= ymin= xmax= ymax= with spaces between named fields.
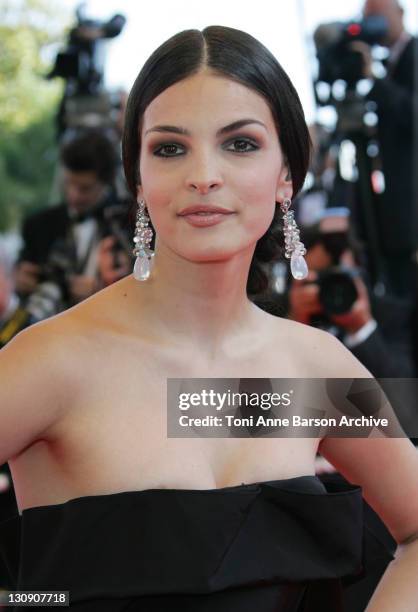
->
xmin=0 ymin=475 xmax=396 ymax=611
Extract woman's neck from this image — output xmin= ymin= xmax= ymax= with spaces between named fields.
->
xmin=129 ymin=242 xmax=264 ymax=359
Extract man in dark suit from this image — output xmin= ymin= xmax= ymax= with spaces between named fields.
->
xmin=287 ymin=243 xmax=417 ymax=379
xmin=15 ymin=129 xmax=128 ymax=311
xmin=355 ymin=0 xmax=418 ymax=301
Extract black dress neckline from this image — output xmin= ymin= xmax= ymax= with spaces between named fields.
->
xmin=19 ymin=474 xmax=336 ymax=515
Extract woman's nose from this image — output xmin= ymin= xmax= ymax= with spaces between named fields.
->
xmin=185 ymin=153 xmax=224 ymax=193
xmin=188 ymin=180 xmax=221 ymax=194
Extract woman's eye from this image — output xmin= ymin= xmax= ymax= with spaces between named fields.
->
xmin=152 ymin=138 xmax=259 ymax=158
xmin=225 ymin=138 xmax=259 ymax=153
xmin=153 ymin=143 xmax=184 ymax=157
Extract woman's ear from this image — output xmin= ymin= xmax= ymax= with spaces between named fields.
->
xmin=276 ymin=163 xmax=293 ymax=202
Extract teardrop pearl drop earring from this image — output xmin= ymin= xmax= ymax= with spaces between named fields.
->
xmin=280 ymin=198 xmax=308 ymax=280
xmin=132 ymin=199 xmax=155 ymax=281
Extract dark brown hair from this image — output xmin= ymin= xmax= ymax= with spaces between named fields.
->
xmin=61 ymin=129 xmax=118 ymax=185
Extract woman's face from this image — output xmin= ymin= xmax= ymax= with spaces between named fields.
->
xmin=138 ymin=69 xmax=292 ymax=263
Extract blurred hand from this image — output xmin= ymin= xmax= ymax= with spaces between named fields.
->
xmin=329 ymin=275 xmax=373 ymax=333
xmin=349 ymin=41 xmax=373 ymax=79
xmin=14 ymin=261 xmax=41 ymax=295
xmin=68 ymin=274 xmax=99 ymax=303
xmin=288 ymin=270 xmax=323 ymax=324
xmin=97 ymin=236 xmax=131 ymax=286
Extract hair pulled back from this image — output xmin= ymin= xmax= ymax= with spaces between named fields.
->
xmin=122 ymin=25 xmax=311 ymax=295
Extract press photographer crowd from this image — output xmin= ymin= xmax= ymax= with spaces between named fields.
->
xmin=0 ymin=0 xmax=417 ymax=599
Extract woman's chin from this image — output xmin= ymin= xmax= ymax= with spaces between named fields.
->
xmin=169 ymin=245 xmax=242 ymax=264
xmin=180 ymin=251 xmax=238 ymax=264
xmin=155 ymin=236 xmax=253 ymax=264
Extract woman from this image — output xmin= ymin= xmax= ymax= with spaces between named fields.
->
xmin=1 ymin=25 xmax=418 ymax=611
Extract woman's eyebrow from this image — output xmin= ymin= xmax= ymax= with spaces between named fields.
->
xmin=144 ymin=118 xmax=267 ymax=137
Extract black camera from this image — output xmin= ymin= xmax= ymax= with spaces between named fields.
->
xmin=47 ymin=5 xmax=126 ymax=137
xmin=48 ymin=6 xmax=126 ymax=95
xmin=25 ymin=238 xmax=79 ymax=321
xmin=315 ymin=266 xmax=359 ymax=315
xmin=40 ymin=238 xmax=76 ymax=296
xmin=314 ymin=15 xmax=388 ymax=86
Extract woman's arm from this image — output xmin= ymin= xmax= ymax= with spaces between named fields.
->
xmin=365 ymin=534 xmax=418 ymax=612
xmin=0 ymin=317 xmax=73 ymax=464
xmin=317 ymin=332 xmax=418 ymax=611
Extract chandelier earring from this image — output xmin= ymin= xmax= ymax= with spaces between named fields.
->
xmin=133 ymin=199 xmax=155 ymax=281
xmin=280 ymin=197 xmax=308 ymax=280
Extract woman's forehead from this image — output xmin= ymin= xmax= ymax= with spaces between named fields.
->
xmin=141 ymin=71 xmax=276 ymax=133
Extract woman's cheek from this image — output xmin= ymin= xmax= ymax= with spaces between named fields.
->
xmin=239 ymin=157 xmax=279 ymax=197
xmin=239 ymin=176 xmax=277 ymax=222
xmin=140 ymin=167 xmax=174 ymax=222
xmin=145 ymin=196 xmax=171 ymax=234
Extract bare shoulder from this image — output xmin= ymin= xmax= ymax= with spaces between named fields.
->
xmin=36 ymin=274 xmax=132 ymax=341
xmin=0 ymin=304 xmax=85 ymax=382
xmin=0 ymin=309 xmax=82 ymax=463
xmin=9 ymin=284 xmax=114 ymax=357
xmin=0 ymin=279 xmax=129 ymax=464
xmin=265 ymin=312 xmax=372 ymax=378
xmin=306 ymin=324 xmax=373 ymax=378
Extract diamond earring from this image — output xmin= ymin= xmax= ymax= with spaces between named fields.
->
xmin=133 ymin=199 xmax=155 ymax=281
xmin=280 ymin=198 xmax=308 ymax=280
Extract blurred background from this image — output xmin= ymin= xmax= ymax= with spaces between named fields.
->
xmin=1 ymin=0 xmax=418 ymax=595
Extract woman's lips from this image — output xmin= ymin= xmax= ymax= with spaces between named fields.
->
xmin=179 ymin=211 xmax=235 ymax=227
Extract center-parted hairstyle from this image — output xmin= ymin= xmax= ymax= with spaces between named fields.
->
xmin=122 ymin=25 xmax=311 ymax=296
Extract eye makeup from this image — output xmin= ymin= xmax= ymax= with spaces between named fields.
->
xmin=150 ymin=135 xmax=262 ymax=158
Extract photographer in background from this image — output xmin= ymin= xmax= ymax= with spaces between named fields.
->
xmin=287 ymin=209 xmax=417 ymax=379
xmin=14 ymin=129 xmax=132 ymax=317
xmin=286 ymin=208 xmax=418 ymax=448
xmin=352 ymin=0 xmax=418 ymax=301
